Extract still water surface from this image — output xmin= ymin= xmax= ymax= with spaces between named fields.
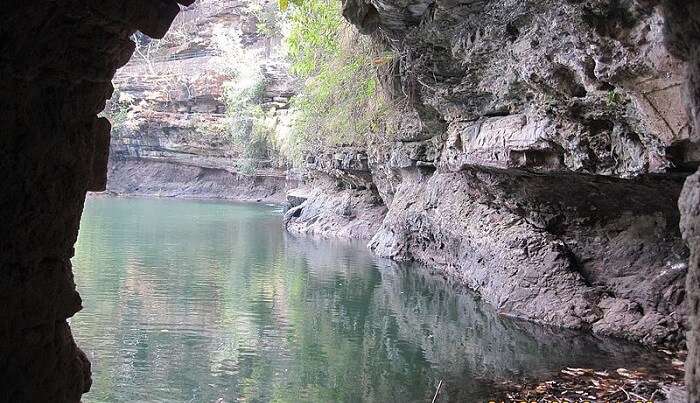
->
xmin=73 ymin=197 xmax=655 ymax=402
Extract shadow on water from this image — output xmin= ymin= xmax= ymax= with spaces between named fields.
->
xmin=72 ymin=197 xmax=665 ymax=402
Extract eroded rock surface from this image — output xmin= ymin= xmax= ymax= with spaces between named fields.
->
xmin=104 ymin=0 xmax=295 ymax=202
xmin=285 ymin=147 xmax=388 ymax=239
xmin=107 ymin=158 xmax=287 ymax=201
xmin=287 ymin=0 xmax=698 ymax=349
xmin=369 ymin=169 xmax=687 ymax=345
xmin=661 ymin=0 xmax=700 ymax=399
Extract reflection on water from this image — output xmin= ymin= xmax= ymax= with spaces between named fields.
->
xmin=72 ymin=197 xmax=657 ymax=402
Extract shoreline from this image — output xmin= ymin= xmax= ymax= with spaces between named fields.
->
xmin=86 ymin=190 xmax=288 ymax=206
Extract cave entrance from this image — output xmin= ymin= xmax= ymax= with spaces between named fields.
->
xmin=3 ymin=0 xmax=700 ymax=401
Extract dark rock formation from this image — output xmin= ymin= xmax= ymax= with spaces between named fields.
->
xmin=370 ymin=168 xmax=688 ymax=343
xmin=357 ymin=0 xmax=700 ymax=395
xmin=284 ymin=180 xmax=387 ymax=239
xmin=285 ymin=147 xmax=388 ymax=239
xmin=660 ymin=0 xmax=700 ymax=399
xmin=0 ymin=0 xmax=186 ymax=400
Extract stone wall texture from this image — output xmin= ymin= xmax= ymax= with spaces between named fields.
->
xmin=289 ymin=0 xmax=700 ymax=399
xmin=104 ymin=0 xmax=296 ymax=202
xmin=663 ymin=0 xmax=700 ymax=400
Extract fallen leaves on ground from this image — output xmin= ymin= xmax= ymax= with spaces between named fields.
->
xmin=491 ymin=352 xmax=686 ymax=402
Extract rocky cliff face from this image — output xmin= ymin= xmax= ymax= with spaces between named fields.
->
xmin=285 ymin=147 xmax=388 ymax=239
xmin=105 ymin=0 xmax=295 ymax=202
xmin=663 ymin=0 xmax=700 ymax=399
xmin=285 ymin=0 xmax=694 ymax=348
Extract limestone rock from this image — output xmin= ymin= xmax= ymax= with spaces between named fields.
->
xmin=292 ymin=0 xmax=698 ymax=349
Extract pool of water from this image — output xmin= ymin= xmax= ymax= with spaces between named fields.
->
xmin=71 ymin=197 xmax=658 ymax=402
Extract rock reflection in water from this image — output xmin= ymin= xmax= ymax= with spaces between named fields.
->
xmin=285 ymin=235 xmax=658 ymax=401
xmin=72 ymin=197 xmax=659 ymax=402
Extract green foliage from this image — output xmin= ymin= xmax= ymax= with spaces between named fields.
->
xmin=109 ymin=103 xmax=131 ymax=134
xmin=238 ymin=158 xmax=259 ymax=175
xmin=286 ymin=0 xmax=343 ymax=77
xmin=223 ymin=78 xmax=266 ymax=143
xmin=606 ymin=90 xmax=623 ymax=107
xmin=223 ymin=81 xmax=276 ymax=160
xmin=285 ymin=0 xmax=387 ymax=165
xmin=215 ymin=27 xmax=280 ymax=164
xmin=102 ymin=86 xmax=135 ymax=137
xmin=245 ymin=0 xmax=285 ymax=37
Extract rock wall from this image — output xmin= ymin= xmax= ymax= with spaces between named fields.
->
xmin=287 ymin=0 xmax=697 ymax=349
xmin=662 ymin=0 xmax=700 ymax=399
xmin=107 ymin=158 xmax=287 ymax=201
xmin=285 ymin=147 xmax=388 ymax=239
xmin=0 ymin=0 xmax=188 ymax=400
xmin=369 ymin=170 xmax=687 ymax=344
xmin=104 ymin=0 xmax=294 ymax=202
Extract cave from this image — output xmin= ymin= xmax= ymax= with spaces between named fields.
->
xmin=1 ymin=0 xmax=699 ymax=402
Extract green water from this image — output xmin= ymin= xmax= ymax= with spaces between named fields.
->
xmin=72 ymin=197 xmax=653 ymax=402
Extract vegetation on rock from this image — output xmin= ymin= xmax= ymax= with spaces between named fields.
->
xmin=102 ymin=0 xmax=387 ymax=170
xmin=284 ymin=0 xmax=387 ymax=165
xmin=215 ymin=27 xmax=275 ymax=162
